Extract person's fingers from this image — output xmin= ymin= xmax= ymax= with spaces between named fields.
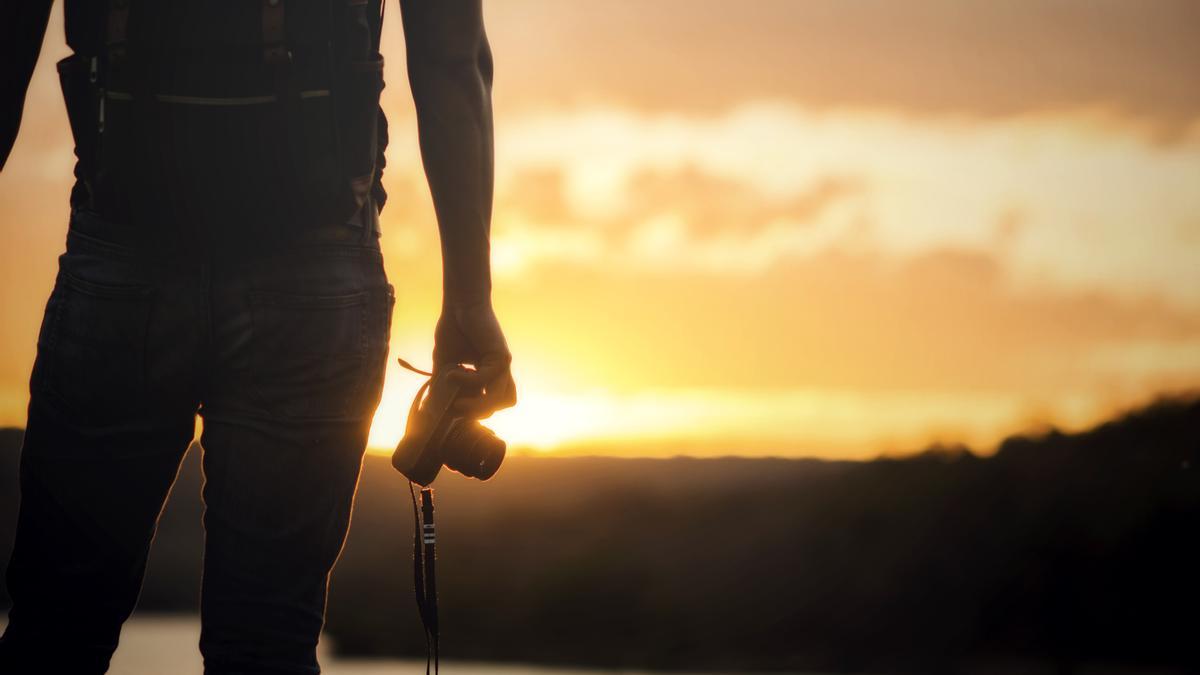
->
xmin=452 ymin=397 xmax=488 ymax=417
xmin=489 ymin=371 xmax=518 ymax=409
xmin=432 ymin=340 xmax=473 ymax=371
xmin=444 ymin=365 xmax=487 ymax=388
xmin=451 ymin=372 xmax=518 ymax=415
xmin=434 ymin=300 xmax=513 ymax=416
xmin=445 ymin=348 xmax=510 ymax=385
xmin=451 ymin=370 xmax=516 ymax=417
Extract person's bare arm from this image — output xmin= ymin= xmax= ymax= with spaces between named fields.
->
xmin=400 ymin=0 xmax=515 ymax=416
xmin=1 ymin=0 xmax=54 ymax=171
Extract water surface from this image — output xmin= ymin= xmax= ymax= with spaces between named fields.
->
xmin=99 ymin=615 xmax=762 ymax=675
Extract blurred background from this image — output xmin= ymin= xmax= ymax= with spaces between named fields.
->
xmin=1 ymin=1 xmax=1198 ymax=673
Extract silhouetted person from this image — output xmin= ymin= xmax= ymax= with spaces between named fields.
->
xmin=0 ymin=1 xmax=515 ymax=672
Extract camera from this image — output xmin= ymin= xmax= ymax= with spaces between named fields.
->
xmin=392 ymin=365 xmax=506 ymax=486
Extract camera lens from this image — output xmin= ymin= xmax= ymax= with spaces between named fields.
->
xmin=441 ymin=418 xmax=506 ymax=481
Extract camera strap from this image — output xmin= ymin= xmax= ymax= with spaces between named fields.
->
xmin=399 ymin=357 xmax=434 ymax=438
xmin=397 ymin=357 xmax=441 ymax=673
xmin=410 ymin=482 xmax=439 ymax=675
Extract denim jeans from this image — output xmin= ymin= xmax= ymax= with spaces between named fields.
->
xmin=0 ymin=209 xmax=393 ymax=674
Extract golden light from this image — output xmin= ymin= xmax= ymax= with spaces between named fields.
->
xmin=367 ymin=374 xmax=615 ymax=454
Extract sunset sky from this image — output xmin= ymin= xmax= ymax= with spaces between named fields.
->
xmin=1 ymin=1 xmax=1198 ymax=458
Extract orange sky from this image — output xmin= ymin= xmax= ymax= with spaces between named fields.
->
xmin=1 ymin=1 xmax=1198 ymax=458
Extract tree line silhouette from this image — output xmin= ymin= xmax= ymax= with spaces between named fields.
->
xmin=0 ymin=395 xmax=1196 ymax=672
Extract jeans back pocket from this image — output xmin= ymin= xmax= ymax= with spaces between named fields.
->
xmin=37 ymin=272 xmax=155 ymax=426
xmin=248 ymin=290 xmax=372 ymax=421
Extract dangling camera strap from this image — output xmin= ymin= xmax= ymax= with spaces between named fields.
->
xmin=410 ymin=482 xmax=439 ymax=675
xmin=400 ymin=355 xmax=440 ymax=674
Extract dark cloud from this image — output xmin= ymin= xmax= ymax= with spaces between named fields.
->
xmin=487 ymin=0 xmax=1200 ymax=129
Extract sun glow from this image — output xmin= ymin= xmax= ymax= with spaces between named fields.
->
xmin=479 ymin=390 xmax=613 ymax=451
xmin=366 ymin=375 xmax=615 ymax=454
xmin=364 ymin=369 xmax=1145 ymax=459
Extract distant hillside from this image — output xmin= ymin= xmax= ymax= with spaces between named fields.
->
xmin=0 ymin=396 xmax=1197 ymax=673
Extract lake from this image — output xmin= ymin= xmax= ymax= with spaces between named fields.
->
xmin=7 ymin=614 xmax=768 ymax=675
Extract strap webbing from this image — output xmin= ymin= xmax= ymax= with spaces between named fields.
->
xmin=262 ymin=0 xmax=290 ymax=65
xmin=410 ymin=483 xmax=440 ymax=675
xmin=106 ymin=0 xmax=130 ymax=64
xmin=375 ymin=0 xmax=386 ymax=51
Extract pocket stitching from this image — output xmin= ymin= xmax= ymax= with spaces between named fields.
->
xmin=61 ymin=271 xmax=153 ymax=300
xmin=248 ymin=289 xmax=368 ymax=310
xmin=247 ymin=290 xmax=371 ymax=420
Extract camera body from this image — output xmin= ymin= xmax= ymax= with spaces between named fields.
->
xmin=392 ymin=365 xmax=506 ymax=486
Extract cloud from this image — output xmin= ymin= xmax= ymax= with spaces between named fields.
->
xmin=481 ymin=247 xmax=1200 ymax=397
xmin=481 ymin=0 xmax=1200 ymax=126
xmin=3 ymin=7 xmax=1198 ymax=456
xmin=370 ymin=101 xmax=1200 ymax=443
xmin=462 ymin=104 xmax=1200 ymax=307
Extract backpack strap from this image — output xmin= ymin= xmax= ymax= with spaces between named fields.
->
xmin=374 ymin=0 xmax=385 ymax=51
xmin=105 ymin=0 xmax=150 ymax=100
xmin=106 ymin=0 xmax=131 ymax=67
xmin=262 ymin=0 xmax=291 ymax=65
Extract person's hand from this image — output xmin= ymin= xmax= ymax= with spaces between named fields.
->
xmin=432 ymin=300 xmax=516 ymax=418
